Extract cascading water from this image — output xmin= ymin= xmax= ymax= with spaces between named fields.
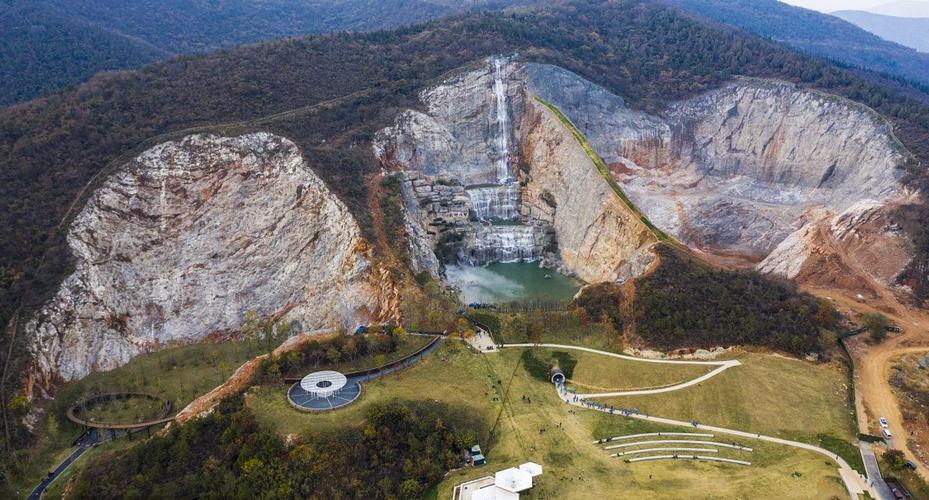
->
xmin=457 ymin=56 xmax=545 ymax=265
xmin=467 ymin=184 xmax=520 ymax=221
xmin=492 ymin=56 xmax=511 ymax=184
xmin=465 ymin=225 xmax=542 ymax=263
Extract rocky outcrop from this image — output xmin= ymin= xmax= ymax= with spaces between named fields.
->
xmin=520 ymin=99 xmax=656 ymax=283
xmin=374 ymin=57 xmax=524 ymax=185
xmin=528 ymin=66 xmax=912 ymax=294
xmin=26 ymin=133 xmax=396 ymax=392
xmin=534 ymin=74 xmax=908 ymax=259
xmin=375 ymin=57 xmax=656 ymax=282
xmin=758 ymin=199 xmax=913 ymax=297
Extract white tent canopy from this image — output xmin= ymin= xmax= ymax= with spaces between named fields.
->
xmin=494 ymin=467 xmax=533 ymax=493
xmin=299 ymin=370 xmax=347 ymax=399
xmin=518 ymin=462 xmax=543 ymax=477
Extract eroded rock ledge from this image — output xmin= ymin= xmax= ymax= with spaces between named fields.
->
xmin=27 ymin=133 xmax=395 ymax=394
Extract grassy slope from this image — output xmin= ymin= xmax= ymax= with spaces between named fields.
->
xmin=553 ymin=348 xmax=714 ymax=391
xmin=598 ymin=352 xmax=862 ymax=472
xmin=475 ymin=310 xmax=623 ymax=351
xmin=248 ymin=342 xmax=849 ymax=498
xmin=533 ymin=96 xmax=674 ymax=243
xmin=16 ymin=335 xmax=438 ymax=497
xmin=9 ymin=340 xmax=264 ymax=495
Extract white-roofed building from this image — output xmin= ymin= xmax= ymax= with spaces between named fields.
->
xmin=454 ymin=462 xmax=543 ymax=500
xmin=518 ymin=462 xmax=543 ymax=477
xmin=494 ymin=467 xmax=533 ymax=493
xmin=471 ymin=485 xmax=520 ymax=500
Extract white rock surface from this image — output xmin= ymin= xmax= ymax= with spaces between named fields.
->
xmin=27 ymin=133 xmax=393 ymax=391
xmin=377 ymin=56 xmax=912 ymax=294
xmin=520 ymin=98 xmax=656 ymax=283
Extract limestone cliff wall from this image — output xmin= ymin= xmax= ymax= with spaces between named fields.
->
xmin=374 ymin=59 xmax=524 ymax=185
xmin=26 ymin=133 xmax=396 ymax=393
xmin=520 ymin=99 xmax=656 ymax=283
xmin=375 ymin=55 xmax=914 ymax=298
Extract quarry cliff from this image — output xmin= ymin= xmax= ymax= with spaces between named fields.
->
xmin=25 ymin=133 xmax=398 ymax=394
xmin=376 ymin=57 xmax=913 ymax=300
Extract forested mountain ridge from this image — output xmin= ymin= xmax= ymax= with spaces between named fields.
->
xmin=0 ymin=0 xmax=533 ymax=106
xmin=669 ymin=0 xmax=929 ymax=87
xmin=5 ymin=0 xmax=929 ymax=490
xmin=0 ymin=3 xmax=168 ymax=107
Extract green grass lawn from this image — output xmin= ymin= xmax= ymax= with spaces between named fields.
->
xmin=539 ymin=348 xmax=714 ymax=391
xmin=78 ymin=396 xmax=166 ymax=425
xmin=247 ymin=340 xmax=500 ymax=439
xmin=18 ymin=336 xmax=856 ymax=499
xmin=596 ymin=352 xmax=860 ymax=472
xmin=247 ymin=341 xmax=849 ymax=499
xmin=474 ymin=310 xmax=622 ymax=351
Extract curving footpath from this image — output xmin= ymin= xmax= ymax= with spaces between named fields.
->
xmin=604 ymin=440 xmax=752 ymax=451
xmin=627 ymin=455 xmax=751 ymax=466
xmin=595 ymin=432 xmax=713 ymax=443
xmin=499 ymin=343 xmax=740 ymax=397
xmin=495 ymin=343 xmax=874 ymax=498
xmin=612 ymin=447 xmax=719 ymax=457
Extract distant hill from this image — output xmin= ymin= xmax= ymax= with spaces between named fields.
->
xmin=833 ymin=10 xmax=929 ymax=53
xmin=866 ymin=1 xmax=929 ymax=18
xmin=670 ymin=0 xmax=929 ymax=86
xmin=0 ymin=0 xmax=530 ymax=107
xmin=0 ymin=4 xmax=168 ymax=106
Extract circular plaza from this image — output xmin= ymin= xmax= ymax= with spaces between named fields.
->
xmin=287 ymin=370 xmax=361 ymax=411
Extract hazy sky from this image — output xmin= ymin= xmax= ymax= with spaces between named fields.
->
xmin=780 ymin=0 xmax=929 ymax=13
xmin=781 ymin=0 xmax=885 ymax=10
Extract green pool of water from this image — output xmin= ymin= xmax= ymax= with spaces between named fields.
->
xmin=445 ymin=262 xmax=582 ymax=304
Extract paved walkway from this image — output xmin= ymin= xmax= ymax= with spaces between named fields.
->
xmin=859 ymin=440 xmax=893 ymax=500
xmin=499 ymin=343 xmax=740 ymax=397
xmin=603 ymin=439 xmax=753 ymax=451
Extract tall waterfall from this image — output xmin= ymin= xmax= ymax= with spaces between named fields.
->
xmin=492 ymin=56 xmax=511 ymax=184
xmin=467 ymin=184 xmax=520 ymax=220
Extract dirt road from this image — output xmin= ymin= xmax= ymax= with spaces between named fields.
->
xmin=807 ymin=284 xmax=929 ymax=483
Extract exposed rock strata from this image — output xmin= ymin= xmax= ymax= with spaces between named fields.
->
xmin=27 ymin=133 xmax=395 ymax=392
xmin=524 ymin=65 xmax=912 ymax=294
xmin=519 ymin=99 xmax=656 ymax=283
xmin=375 ymin=58 xmax=654 ymax=281
xmin=377 ymin=56 xmax=913 ymax=297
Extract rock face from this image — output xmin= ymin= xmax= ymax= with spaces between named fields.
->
xmin=519 ymin=98 xmax=656 ymax=283
xmin=757 ymin=200 xmax=913 ymax=297
xmin=378 ymin=56 xmax=913 ymax=297
xmin=527 ymin=65 xmax=912 ymax=295
xmin=375 ymin=57 xmax=655 ymax=282
xmin=27 ymin=133 xmax=395 ymax=392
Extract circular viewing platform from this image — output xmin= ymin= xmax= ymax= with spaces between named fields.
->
xmin=288 ymin=371 xmax=361 ymax=411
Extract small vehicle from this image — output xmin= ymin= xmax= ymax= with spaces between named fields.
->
xmin=886 ymin=325 xmax=904 ymax=333
xmin=882 ymin=428 xmax=893 ymax=439
xmin=880 ymin=417 xmax=890 ymax=428
xmin=905 ymin=460 xmax=917 ymax=470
